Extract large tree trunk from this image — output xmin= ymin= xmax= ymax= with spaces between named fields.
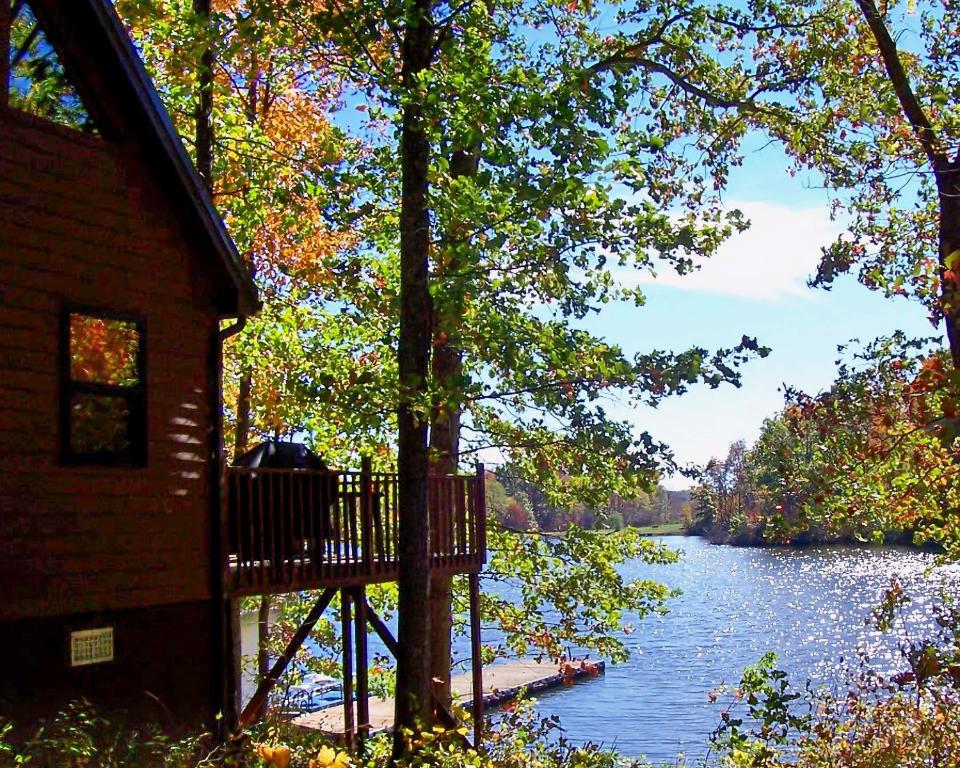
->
xmin=428 ymin=147 xmax=477 ymax=707
xmin=855 ymin=0 xmax=960 ymax=368
xmin=193 ymin=0 xmax=213 ymax=187
xmin=393 ymin=0 xmax=436 ymax=758
xmin=234 ymin=372 xmax=252 ymax=460
xmin=937 ymin=163 xmax=960 ymax=370
xmin=231 ymin=33 xmax=261 ymax=465
xmin=427 ymin=392 xmax=457 ymax=708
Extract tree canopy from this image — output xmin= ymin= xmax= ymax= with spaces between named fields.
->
xmin=108 ymin=0 xmax=960 ymax=752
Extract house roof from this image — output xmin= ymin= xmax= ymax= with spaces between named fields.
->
xmin=27 ymin=0 xmax=260 ymax=317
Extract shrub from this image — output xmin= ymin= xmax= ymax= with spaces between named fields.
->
xmin=707 ymin=582 xmax=960 ymax=767
xmin=0 ymin=697 xmax=645 ymax=768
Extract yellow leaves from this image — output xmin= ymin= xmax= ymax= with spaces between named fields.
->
xmin=261 ymin=90 xmax=336 ymax=155
xmin=211 ymin=0 xmax=243 ymax=11
xmin=255 ymin=742 xmax=351 ymax=768
xmin=252 ymin=203 xmax=356 ymax=289
xmin=308 ymin=745 xmax=351 ymax=768
xmin=255 ymin=743 xmax=292 ymax=768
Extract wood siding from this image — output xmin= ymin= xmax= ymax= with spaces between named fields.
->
xmin=0 ymin=601 xmax=219 ymax=729
xmin=0 ymin=108 xmax=221 ymax=621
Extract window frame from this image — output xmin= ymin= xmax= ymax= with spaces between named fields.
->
xmin=59 ymin=305 xmax=147 ymax=467
xmin=1 ymin=1 xmax=10 ymax=107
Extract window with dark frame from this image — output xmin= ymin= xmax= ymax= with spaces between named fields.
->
xmin=61 ymin=309 xmax=146 ymax=466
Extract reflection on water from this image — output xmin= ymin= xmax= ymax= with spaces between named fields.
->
xmin=530 ymin=536 xmax=960 ymax=763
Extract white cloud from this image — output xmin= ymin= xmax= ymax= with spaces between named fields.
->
xmin=624 ymin=200 xmax=844 ymax=301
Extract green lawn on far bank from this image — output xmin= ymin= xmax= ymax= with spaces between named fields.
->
xmin=536 ymin=522 xmax=688 ymax=537
xmin=631 ymin=522 xmax=687 ymax=536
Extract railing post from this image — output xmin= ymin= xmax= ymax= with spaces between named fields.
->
xmin=456 ymin=475 xmax=467 ymax=559
xmin=360 ymin=456 xmax=373 ymax=573
xmin=475 ymin=463 xmax=487 ymax=563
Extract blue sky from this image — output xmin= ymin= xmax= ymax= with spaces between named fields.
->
xmin=583 ymin=136 xmax=940 ymax=489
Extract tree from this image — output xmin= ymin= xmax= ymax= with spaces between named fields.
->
xmin=120 ymin=0 xmax=784 ymax=749
xmin=692 ymin=334 xmax=960 ymax=550
xmin=778 ymin=335 xmax=960 ymax=553
xmin=393 ymin=0 xmax=437 ymax=746
xmin=484 ymin=475 xmax=537 ymax=531
xmin=118 ymin=0 xmax=391 ymax=461
xmin=290 ymin=0 xmax=774 ymax=738
xmin=733 ymin=0 xmax=960 ymax=367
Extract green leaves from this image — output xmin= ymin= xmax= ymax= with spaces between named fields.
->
xmin=124 ymin=0 xmax=778 ymax=670
xmin=695 ymin=332 xmax=960 ymax=554
xmin=741 ymin=0 xmax=960 ymax=348
xmin=482 ymin=524 xmax=679 ymax=662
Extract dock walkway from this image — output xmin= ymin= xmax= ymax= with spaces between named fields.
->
xmin=293 ymin=659 xmax=605 ymax=737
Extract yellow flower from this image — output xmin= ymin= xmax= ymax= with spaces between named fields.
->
xmin=308 ymin=745 xmax=351 ymax=768
xmin=255 ymin=743 xmax=292 ymax=768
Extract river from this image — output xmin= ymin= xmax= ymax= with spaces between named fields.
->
xmin=523 ymin=535 xmax=960 ymax=764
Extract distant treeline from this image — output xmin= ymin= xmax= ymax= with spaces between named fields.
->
xmin=690 ymin=408 xmax=942 ymax=550
xmin=686 ymin=336 xmax=960 ymax=554
xmin=485 ymin=467 xmax=691 ymax=532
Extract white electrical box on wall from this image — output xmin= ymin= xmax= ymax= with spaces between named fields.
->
xmin=70 ymin=627 xmax=114 ymax=667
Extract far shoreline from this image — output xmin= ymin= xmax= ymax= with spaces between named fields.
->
xmin=681 ymin=525 xmax=945 ymax=554
xmin=533 ymin=524 xmax=943 ymax=554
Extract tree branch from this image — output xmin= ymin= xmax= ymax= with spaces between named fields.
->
xmin=588 ymin=51 xmax=759 ymax=112
xmin=855 ymin=0 xmax=947 ymax=170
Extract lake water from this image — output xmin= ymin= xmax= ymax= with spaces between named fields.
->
xmin=525 ymin=535 xmax=960 ymax=764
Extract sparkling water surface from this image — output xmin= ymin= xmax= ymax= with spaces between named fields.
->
xmin=526 ymin=535 xmax=960 ymax=763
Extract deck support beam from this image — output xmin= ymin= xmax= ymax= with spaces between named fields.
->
xmin=353 ymin=587 xmax=370 ymax=750
xmin=365 ymin=599 xmax=400 ymax=656
xmin=237 ymin=587 xmax=337 ymax=731
xmin=341 ymin=589 xmax=355 ymax=750
xmin=469 ymin=572 xmax=484 ymax=747
xmin=363 ymin=597 xmax=472 ymax=749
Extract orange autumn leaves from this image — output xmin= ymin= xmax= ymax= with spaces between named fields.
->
xmin=119 ymin=0 xmax=355 ymax=290
xmin=69 ymin=315 xmax=140 ymax=387
xmin=789 ymin=349 xmax=959 ymax=549
xmin=119 ymin=1 xmax=377 ymax=445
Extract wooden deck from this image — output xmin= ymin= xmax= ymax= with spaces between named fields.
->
xmin=292 ymin=659 xmax=606 ymax=737
xmin=224 ymin=465 xmax=486 ymax=596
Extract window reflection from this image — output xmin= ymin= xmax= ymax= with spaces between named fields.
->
xmin=62 ymin=310 xmax=145 ymax=465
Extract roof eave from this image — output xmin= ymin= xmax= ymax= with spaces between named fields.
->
xmin=87 ymin=0 xmax=260 ymax=318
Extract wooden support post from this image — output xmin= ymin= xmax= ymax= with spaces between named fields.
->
xmin=341 ymin=590 xmax=355 ymax=749
xmin=360 ymin=456 xmax=373 ymax=571
xmin=237 ymin=587 xmax=336 ymax=731
xmin=226 ymin=597 xmax=243 ymax=727
xmin=469 ymin=572 xmax=484 ymax=746
xmin=353 ymin=587 xmax=370 ymax=750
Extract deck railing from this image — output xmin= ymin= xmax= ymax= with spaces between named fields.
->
xmin=224 ymin=464 xmax=486 ymax=595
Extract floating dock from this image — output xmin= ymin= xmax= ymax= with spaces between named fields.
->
xmin=293 ymin=658 xmax=605 ymax=736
